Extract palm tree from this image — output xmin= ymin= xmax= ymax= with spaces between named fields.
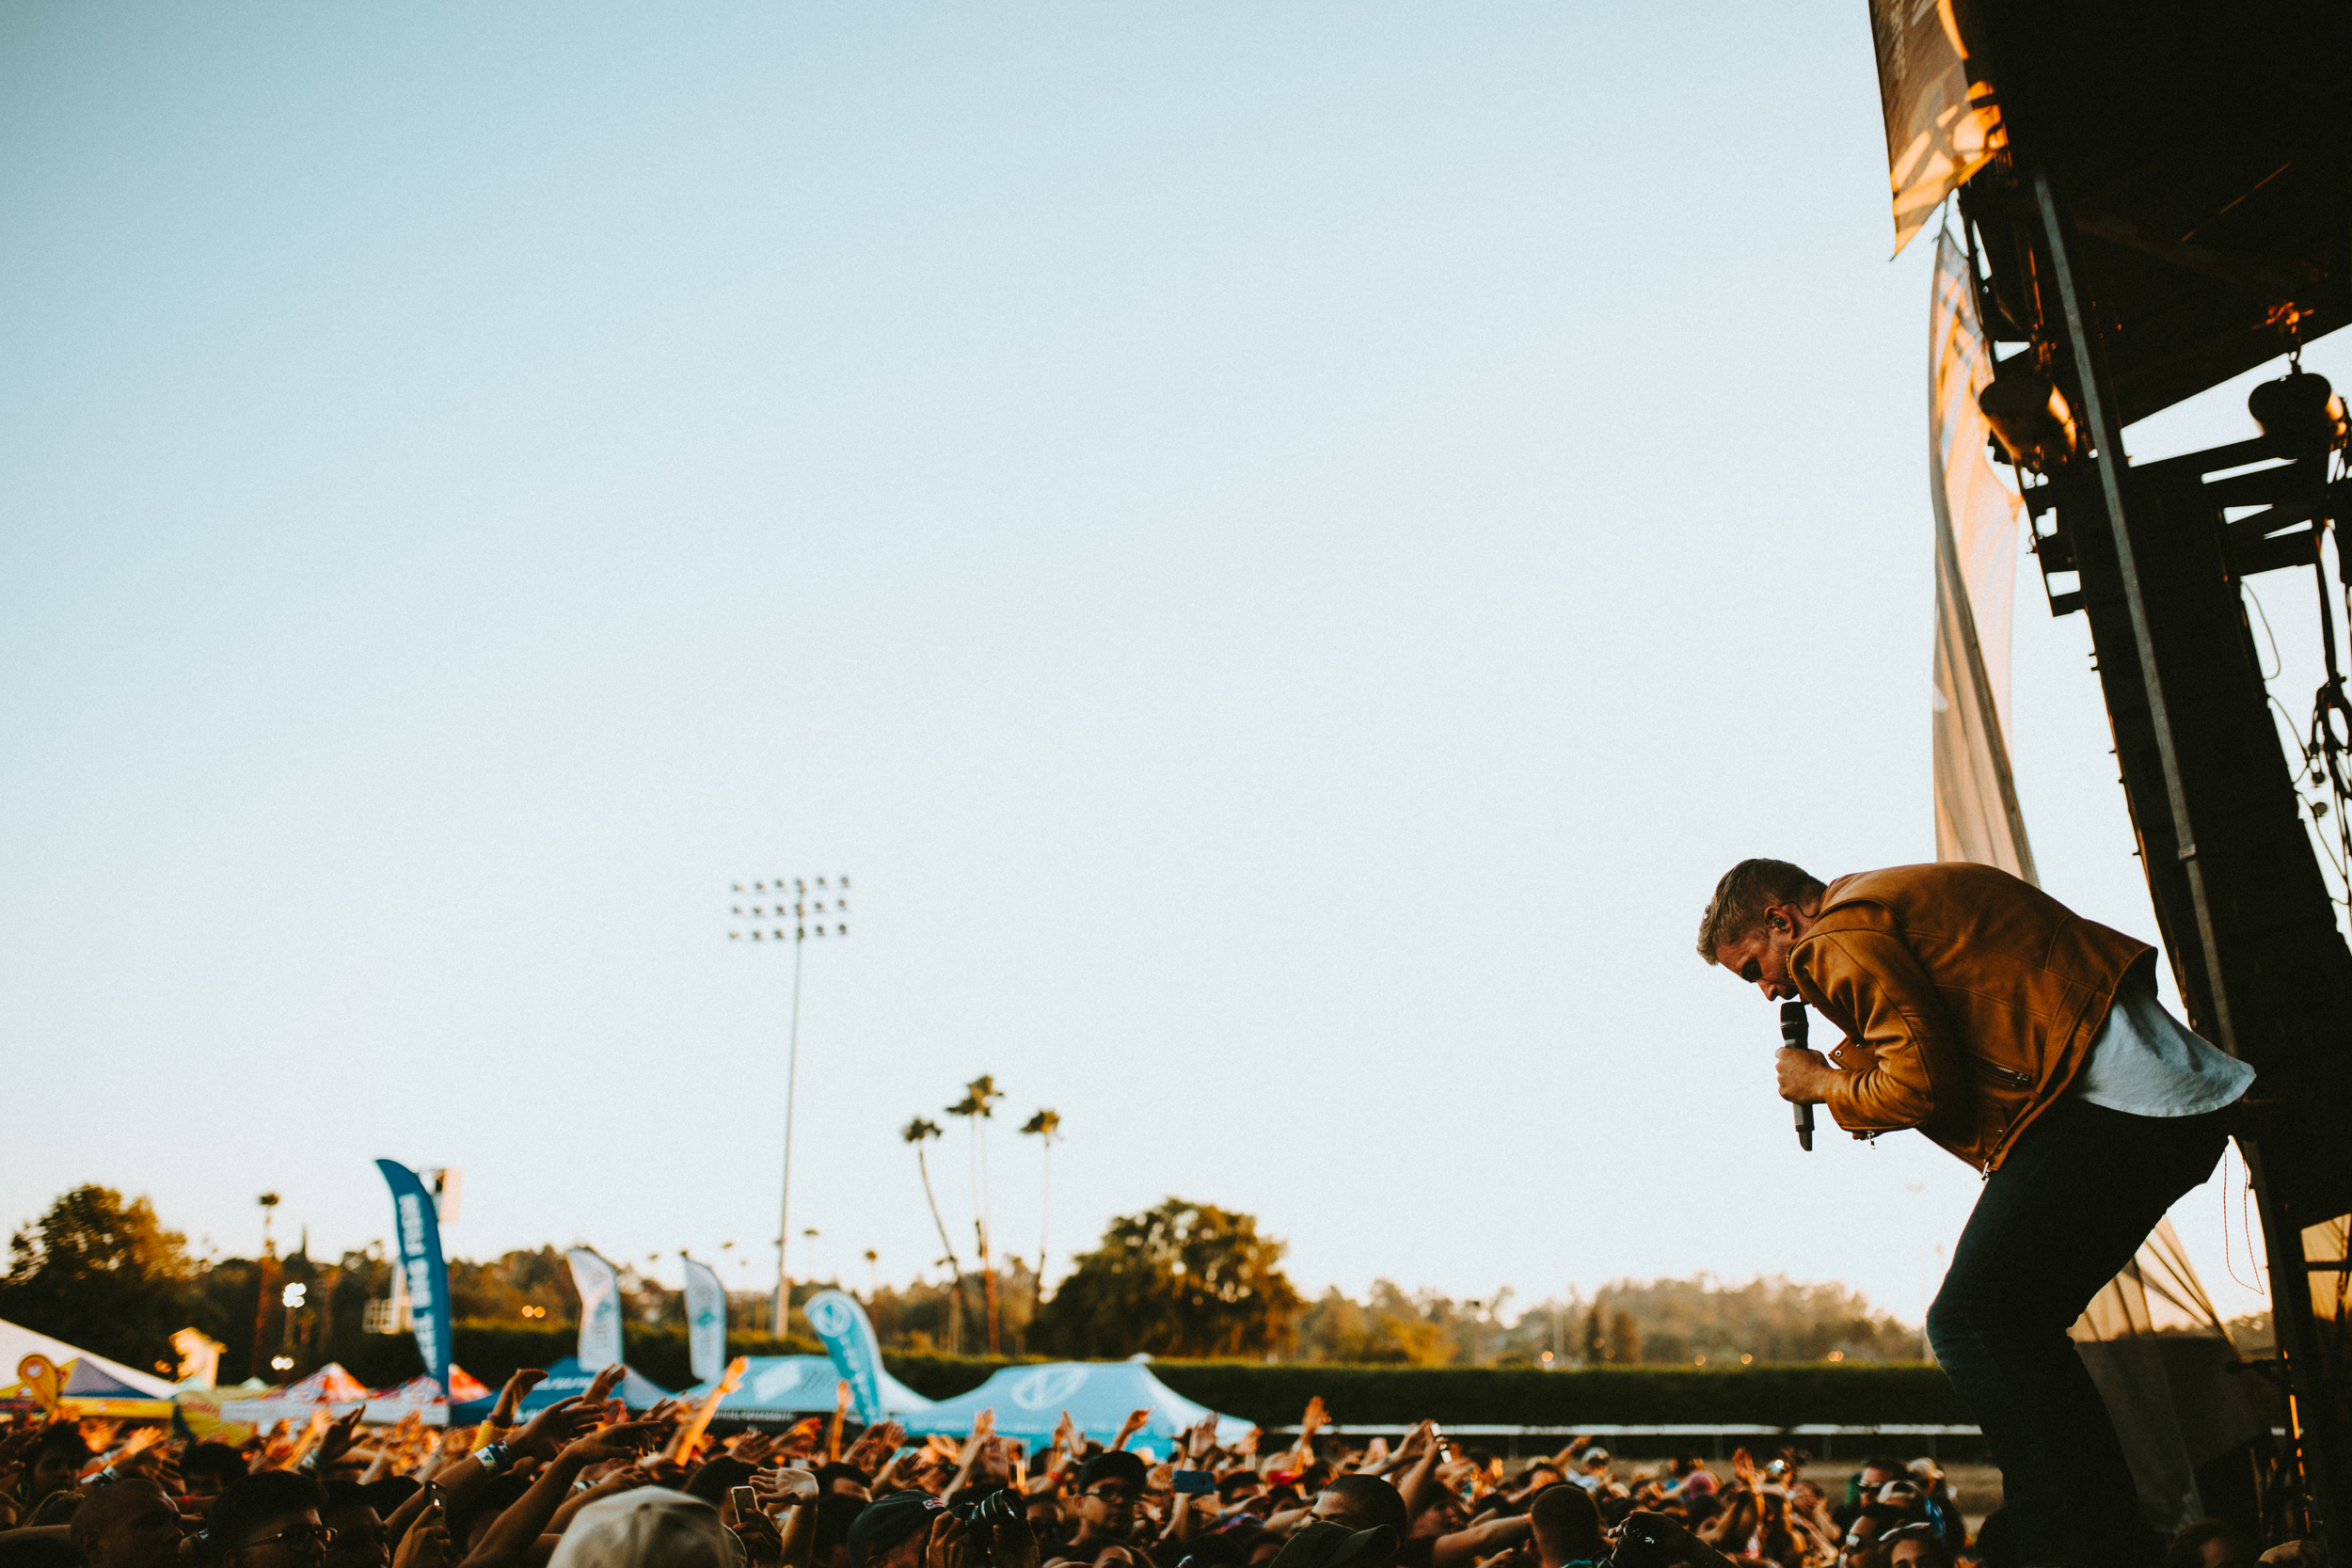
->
xmin=901 ymin=1117 xmax=968 ymax=1353
xmin=945 ymin=1075 xmax=1005 ymax=1353
xmin=1019 ymin=1109 xmax=1061 ymax=1300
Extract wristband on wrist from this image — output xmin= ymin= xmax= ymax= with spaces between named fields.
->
xmin=473 ymin=1441 xmax=513 ymax=1476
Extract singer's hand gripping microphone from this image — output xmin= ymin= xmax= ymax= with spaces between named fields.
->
xmin=1780 ymin=999 xmax=1815 ymax=1152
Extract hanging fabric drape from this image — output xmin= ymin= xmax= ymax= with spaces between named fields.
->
xmin=1866 ymin=0 xmax=2007 ymax=254
xmin=2076 ymin=1218 xmax=2230 ymax=1340
xmin=2070 ymin=1220 xmax=2270 ymax=1532
xmin=1929 ymin=228 xmax=2037 ymax=882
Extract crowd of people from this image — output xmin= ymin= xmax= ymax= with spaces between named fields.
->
xmin=0 ymin=1370 xmax=2318 ymax=1568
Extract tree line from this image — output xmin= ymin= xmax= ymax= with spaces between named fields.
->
xmin=0 ymin=1184 xmax=1919 ymax=1387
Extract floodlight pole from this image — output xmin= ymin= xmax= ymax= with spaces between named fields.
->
xmin=777 ymin=931 xmax=804 ymax=1337
xmin=731 ymin=875 xmax=850 ymax=1340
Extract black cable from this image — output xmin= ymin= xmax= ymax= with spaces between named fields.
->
xmin=2300 ymin=446 xmax=2352 ymax=904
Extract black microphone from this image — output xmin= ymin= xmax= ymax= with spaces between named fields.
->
xmin=1780 ymin=1000 xmax=1815 ymax=1152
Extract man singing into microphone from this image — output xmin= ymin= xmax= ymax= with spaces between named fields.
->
xmin=1697 ymin=859 xmax=2252 ymax=1568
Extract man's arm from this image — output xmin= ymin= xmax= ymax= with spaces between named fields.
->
xmin=1429 ymin=1515 xmax=1530 ymax=1568
xmin=1789 ymin=925 xmax=1964 ymax=1132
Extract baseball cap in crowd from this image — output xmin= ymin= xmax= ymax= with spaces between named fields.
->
xmin=1265 ymin=1519 xmax=1398 ymax=1568
xmin=547 ymin=1489 xmax=733 ymax=1568
xmin=846 ymin=1494 xmax=947 ymax=1566
xmin=1079 ymin=1453 xmax=1150 ymax=1494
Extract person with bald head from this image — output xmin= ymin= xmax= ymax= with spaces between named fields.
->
xmin=1527 ymin=1484 xmax=1602 ymax=1568
xmin=68 ymin=1482 xmax=185 ymax=1568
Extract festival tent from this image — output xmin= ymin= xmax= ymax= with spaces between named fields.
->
xmin=899 ymin=1361 xmax=1249 ymax=1458
xmin=675 ymin=1355 xmax=935 ymax=1425
xmin=176 ymin=1362 xmax=485 ymax=1441
xmin=284 ymin=1364 xmax=372 ymax=1402
xmin=452 ymin=1357 xmax=672 ymax=1422
xmin=0 ymin=1318 xmax=177 ymax=1419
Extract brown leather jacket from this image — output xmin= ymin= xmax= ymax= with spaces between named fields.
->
xmin=1788 ymin=863 xmax=2153 ymax=1171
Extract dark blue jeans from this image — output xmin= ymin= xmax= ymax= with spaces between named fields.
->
xmin=1925 ymin=1098 xmax=2227 ymax=1568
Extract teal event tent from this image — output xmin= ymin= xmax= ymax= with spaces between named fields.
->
xmin=451 ymin=1357 xmax=672 ymax=1422
xmin=675 ymin=1355 xmax=935 ymax=1424
xmin=900 ymin=1361 xmax=1250 ymax=1457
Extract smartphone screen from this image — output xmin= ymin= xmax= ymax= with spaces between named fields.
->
xmin=727 ymin=1486 xmax=758 ymax=1519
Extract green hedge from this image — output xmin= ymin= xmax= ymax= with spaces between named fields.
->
xmin=1152 ymin=1362 xmax=1966 ymax=1428
xmin=343 ymin=1336 xmax=1962 ymax=1428
xmin=877 ymin=1357 xmax=1966 ymax=1429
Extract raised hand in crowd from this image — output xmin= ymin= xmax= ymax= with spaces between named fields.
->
xmin=1395 ymin=1423 xmax=1449 ymax=1517
xmin=509 ymin=1396 xmax=603 ymax=1464
xmin=1286 ymin=1397 xmax=1328 ymax=1474
xmin=580 ymin=1366 xmax=627 ymax=1408
xmin=828 ymin=1380 xmax=853 ymax=1463
xmin=735 ymin=1469 xmax=818 ymax=1568
xmin=752 ymin=1465 xmax=820 ymax=1507
xmin=462 ymin=1419 xmax=671 ymax=1568
xmin=481 ymin=1370 xmax=547 ymax=1438
xmin=781 ymin=1418 xmax=826 ymax=1461
xmin=843 ymin=1420 xmax=903 ymax=1476
xmin=87 ymin=1424 xmax=163 ymax=1483
xmin=944 ymin=1410 xmax=997 ymax=1494
xmin=389 ymin=1490 xmax=453 ymax=1568
xmin=545 ymin=1461 xmax=650 ymax=1539
xmin=362 ymin=1415 xmax=423 ymax=1485
xmin=132 ymin=1439 xmax=183 ymax=1498
xmin=727 ymin=1497 xmax=787 ymax=1568
xmin=315 ymin=1408 xmax=367 ymax=1470
xmin=1038 ymin=1411 xmax=1081 ymax=1484
xmin=1108 ymin=1411 xmax=1152 ymax=1455
xmin=870 ymin=1442 xmax=916 ymax=1495
xmin=1180 ymin=1416 xmax=1216 ymax=1468
xmin=252 ymin=1418 xmax=297 ymax=1473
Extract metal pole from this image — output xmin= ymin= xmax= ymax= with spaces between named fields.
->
xmin=774 ymin=930 xmax=804 ymax=1338
xmin=2032 ymin=169 xmax=2238 ymax=1053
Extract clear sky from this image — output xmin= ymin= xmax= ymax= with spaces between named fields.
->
xmin=4 ymin=3 xmax=2340 ymax=1336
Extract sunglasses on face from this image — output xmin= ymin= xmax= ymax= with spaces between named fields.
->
xmin=1087 ymin=1487 xmax=1136 ymax=1503
xmin=244 ymin=1528 xmax=338 ymax=1553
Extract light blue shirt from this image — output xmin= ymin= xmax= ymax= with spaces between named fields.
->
xmin=2070 ymin=973 xmax=2254 ymax=1116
